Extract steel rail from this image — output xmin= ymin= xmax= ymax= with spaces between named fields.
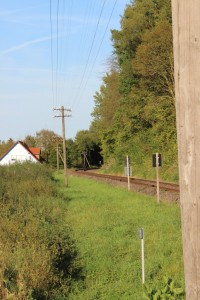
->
xmin=75 ymin=170 xmax=179 ymax=192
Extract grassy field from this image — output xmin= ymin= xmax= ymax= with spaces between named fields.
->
xmin=57 ymin=173 xmax=185 ymax=299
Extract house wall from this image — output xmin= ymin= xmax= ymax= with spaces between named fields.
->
xmin=0 ymin=143 xmax=38 ymax=165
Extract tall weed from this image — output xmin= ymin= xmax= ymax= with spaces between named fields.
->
xmin=0 ymin=163 xmax=77 ymax=299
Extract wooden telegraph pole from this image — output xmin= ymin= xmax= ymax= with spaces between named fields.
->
xmin=56 ymin=138 xmax=59 ymax=172
xmin=53 ymin=106 xmax=71 ymax=187
xmin=172 ymin=1 xmax=200 ymax=298
xmin=61 ymin=106 xmax=68 ymax=186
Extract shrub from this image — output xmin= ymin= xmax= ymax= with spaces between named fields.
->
xmin=0 ymin=163 xmax=77 ymax=299
xmin=143 ymin=277 xmax=184 ymax=300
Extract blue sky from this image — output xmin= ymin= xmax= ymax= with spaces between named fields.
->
xmin=0 ymin=0 xmax=128 ymax=142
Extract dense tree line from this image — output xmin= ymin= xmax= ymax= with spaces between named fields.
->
xmin=0 ymin=129 xmax=102 ymax=169
xmin=90 ymin=0 xmax=178 ymax=181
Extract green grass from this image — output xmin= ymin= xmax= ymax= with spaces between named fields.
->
xmin=56 ymin=173 xmax=184 ymax=299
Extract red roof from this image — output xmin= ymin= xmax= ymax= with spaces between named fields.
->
xmin=29 ymin=147 xmax=41 ymax=156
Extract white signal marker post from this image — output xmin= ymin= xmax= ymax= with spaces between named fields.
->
xmin=139 ymin=228 xmax=145 ymax=284
xmin=127 ymin=155 xmax=130 ymax=191
xmin=156 ymin=153 xmax=160 ymax=204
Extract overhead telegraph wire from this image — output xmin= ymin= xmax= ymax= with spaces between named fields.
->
xmin=50 ymin=0 xmax=121 ymax=137
xmin=72 ymin=0 xmax=118 ymax=112
xmin=82 ymin=0 xmax=118 ymax=98
xmin=55 ymin=0 xmax=60 ymax=106
xmin=71 ymin=0 xmax=107 ymax=109
xmin=49 ymin=0 xmax=55 ymax=107
xmin=77 ymin=0 xmax=96 ymax=56
xmin=58 ymin=0 xmax=74 ymax=106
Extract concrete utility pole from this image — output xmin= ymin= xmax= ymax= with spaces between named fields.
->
xmin=172 ymin=1 xmax=200 ymax=299
xmin=53 ymin=106 xmax=71 ymax=187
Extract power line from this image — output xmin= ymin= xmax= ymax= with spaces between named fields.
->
xmin=55 ymin=0 xmax=60 ymax=105
xmin=71 ymin=0 xmax=107 ymax=108
xmin=57 ymin=0 xmax=74 ymax=106
xmin=76 ymin=0 xmax=96 ymax=57
xmin=82 ymin=0 xmax=118 ymax=100
xmin=50 ymin=0 xmax=121 ymax=138
xmin=71 ymin=0 xmax=118 ymax=112
xmin=49 ymin=0 xmax=55 ymax=106
xmin=58 ymin=0 xmax=95 ymax=110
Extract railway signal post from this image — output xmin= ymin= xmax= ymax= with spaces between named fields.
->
xmin=152 ymin=153 xmax=162 ymax=204
xmin=127 ymin=155 xmax=130 ymax=191
xmin=124 ymin=156 xmax=132 ymax=191
xmin=172 ymin=1 xmax=200 ymax=298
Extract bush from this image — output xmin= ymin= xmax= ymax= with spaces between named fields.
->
xmin=143 ymin=277 xmax=184 ymax=300
xmin=0 ymin=163 xmax=77 ymax=299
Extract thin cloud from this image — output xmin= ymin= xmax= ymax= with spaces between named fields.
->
xmin=0 ymin=5 xmax=43 ymax=16
xmin=0 ymin=67 xmax=51 ymax=73
xmin=1 ymin=18 xmax=38 ymax=27
xmin=0 ymin=5 xmax=46 ymax=27
xmin=0 ymin=67 xmax=72 ymax=76
xmin=0 ymin=36 xmax=54 ymax=56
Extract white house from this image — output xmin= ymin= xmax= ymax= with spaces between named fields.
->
xmin=0 ymin=141 xmax=40 ymax=166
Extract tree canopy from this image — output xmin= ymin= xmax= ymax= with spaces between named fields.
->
xmin=90 ymin=0 xmax=178 ymax=181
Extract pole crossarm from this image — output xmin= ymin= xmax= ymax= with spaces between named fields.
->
xmin=53 ymin=107 xmax=72 ymax=118
xmin=53 ymin=114 xmax=72 ymax=118
xmin=53 ymin=107 xmax=72 ymax=112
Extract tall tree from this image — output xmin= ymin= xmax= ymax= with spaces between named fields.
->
xmin=24 ymin=135 xmax=37 ymax=147
xmin=35 ymin=129 xmax=58 ymax=163
xmin=90 ymin=0 xmax=177 ymax=180
xmin=75 ymin=130 xmax=102 ymax=167
xmin=92 ymin=70 xmax=121 ymax=130
xmin=0 ymin=139 xmax=15 ymax=158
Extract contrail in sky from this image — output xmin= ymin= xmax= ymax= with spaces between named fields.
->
xmin=0 ymin=5 xmax=43 ymax=16
xmin=0 ymin=36 xmax=55 ymax=56
xmin=1 ymin=18 xmax=38 ymax=27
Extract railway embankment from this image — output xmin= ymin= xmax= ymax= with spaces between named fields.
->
xmin=73 ymin=169 xmax=180 ymax=203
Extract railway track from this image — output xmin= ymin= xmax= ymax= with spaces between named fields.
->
xmin=75 ymin=170 xmax=179 ymax=193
